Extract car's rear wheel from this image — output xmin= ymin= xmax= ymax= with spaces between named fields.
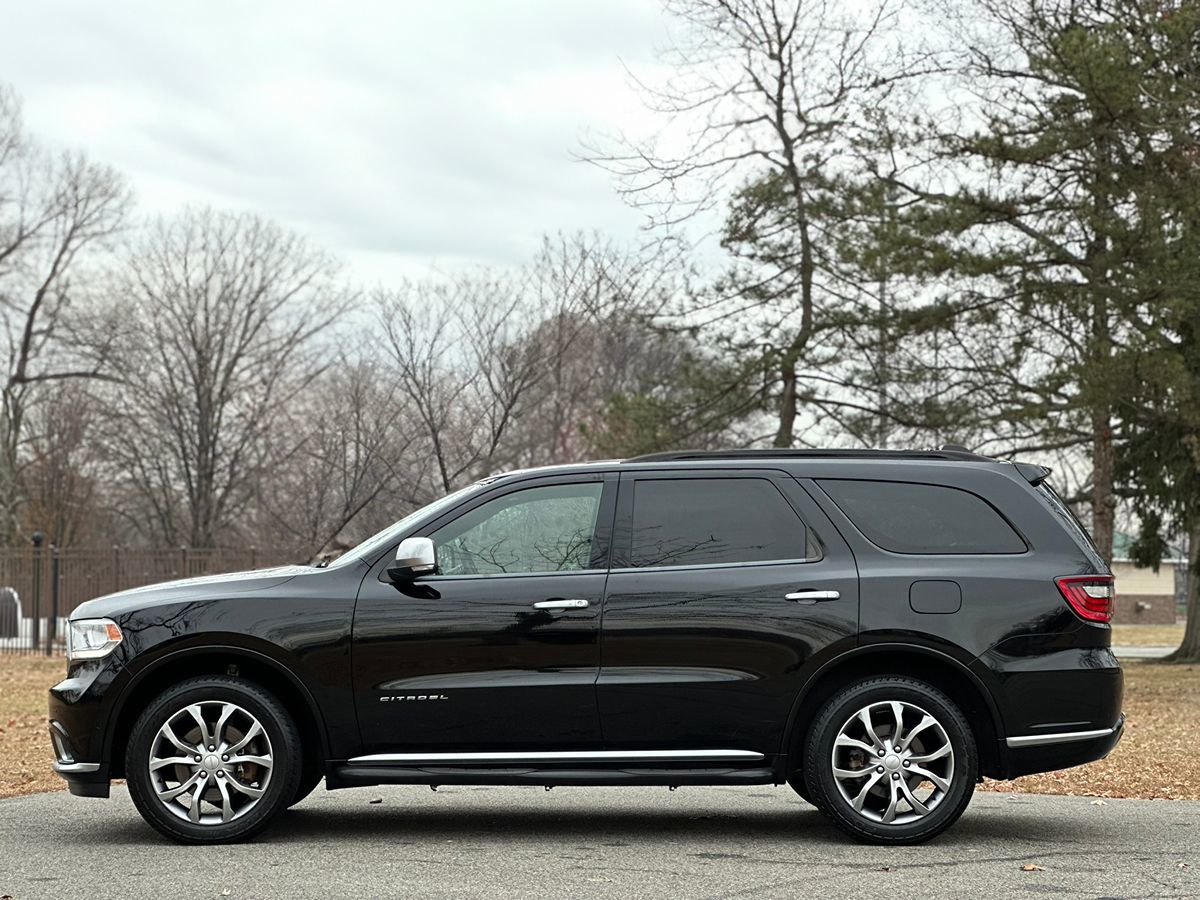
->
xmin=126 ymin=676 xmax=301 ymax=844
xmin=804 ymin=676 xmax=977 ymax=844
xmin=786 ymin=768 xmax=819 ymax=807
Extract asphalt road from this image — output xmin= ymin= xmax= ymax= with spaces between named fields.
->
xmin=1 ymin=785 xmax=1196 ymax=899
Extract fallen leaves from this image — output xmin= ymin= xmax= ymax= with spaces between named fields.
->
xmin=0 ymin=656 xmax=63 ymax=799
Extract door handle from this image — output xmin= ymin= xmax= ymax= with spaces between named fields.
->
xmin=532 ymin=598 xmax=589 ymax=610
xmin=784 ymin=590 xmax=840 ymax=603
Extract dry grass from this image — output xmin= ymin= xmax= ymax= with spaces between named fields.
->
xmin=981 ymin=661 xmax=1200 ymax=800
xmin=3 ymin=657 xmax=1199 ymax=802
xmin=1112 ymin=623 xmax=1186 ymax=647
xmin=0 ymin=656 xmax=63 ymax=799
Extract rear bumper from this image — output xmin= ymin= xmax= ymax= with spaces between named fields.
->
xmin=975 ymin=643 xmax=1124 ymax=780
xmin=998 ymin=713 xmax=1125 ymax=780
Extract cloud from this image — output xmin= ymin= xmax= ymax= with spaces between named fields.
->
xmin=1 ymin=0 xmax=669 ymax=282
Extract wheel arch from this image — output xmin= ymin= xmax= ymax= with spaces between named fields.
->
xmin=106 ymin=643 xmax=330 ymax=779
xmin=782 ymin=643 xmax=1005 ymax=780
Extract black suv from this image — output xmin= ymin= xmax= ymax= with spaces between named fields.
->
xmin=49 ymin=449 xmax=1124 ymax=844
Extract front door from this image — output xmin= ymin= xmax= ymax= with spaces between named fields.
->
xmin=352 ymin=474 xmax=615 ymax=754
xmin=597 ymin=469 xmax=859 ymax=757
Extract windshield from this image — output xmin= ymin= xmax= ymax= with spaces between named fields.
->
xmin=324 ymin=482 xmax=484 ymax=569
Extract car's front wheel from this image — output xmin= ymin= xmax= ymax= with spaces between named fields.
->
xmin=126 ymin=676 xmax=302 ymax=844
xmin=288 ymin=765 xmax=323 ymax=808
xmin=803 ymin=676 xmax=978 ymax=844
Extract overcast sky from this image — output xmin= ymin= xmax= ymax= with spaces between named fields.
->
xmin=1 ymin=1 xmax=671 ymax=284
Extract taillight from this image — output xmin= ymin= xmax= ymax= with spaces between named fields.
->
xmin=1055 ymin=575 xmax=1115 ymax=623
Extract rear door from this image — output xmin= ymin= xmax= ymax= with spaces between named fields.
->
xmin=596 ymin=468 xmax=859 ymax=757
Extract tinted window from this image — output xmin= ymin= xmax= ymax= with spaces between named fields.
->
xmin=1037 ymin=482 xmax=1100 ymax=557
xmin=820 ymin=479 xmax=1025 ymax=554
xmin=629 ymin=478 xmax=812 ymax=568
xmin=431 ymin=483 xmax=603 ymax=575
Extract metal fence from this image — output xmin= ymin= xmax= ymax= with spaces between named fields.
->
xmin=0 ymin=544 xmax=304 ymax=655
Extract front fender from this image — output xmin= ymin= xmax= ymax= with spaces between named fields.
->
xmin=100 ymin=635 xmax=333 ymax=766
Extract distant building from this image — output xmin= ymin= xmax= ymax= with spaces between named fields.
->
xmin=1110 ymin=532 xmax=1184 ymax=625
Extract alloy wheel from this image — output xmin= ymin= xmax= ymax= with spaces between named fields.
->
xmin=147 ymin=701 xmax=274 ymax=825
xmin=829 ymin=700 xmax=955 ymax=825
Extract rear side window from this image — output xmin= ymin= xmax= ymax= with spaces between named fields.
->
xmin=628 ymin=477 xmax=815 ymax=568
xmin=819 ymin=479 xmax=1025 ymax=555
xmin=1037 ymin=482 xmax=1101 ymax=557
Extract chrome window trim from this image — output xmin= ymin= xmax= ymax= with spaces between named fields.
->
xmin=608 ymin=557 xmax=820 ymax=575
xmin=421 ymin=568 xmax=607 ymax=581
xmin=416 ymin=557 xmax=825 ymax=579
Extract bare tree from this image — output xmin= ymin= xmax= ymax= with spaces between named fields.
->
xmin=0 ymin=84 xmax=130 ymax=541
xmin=250 ymin=353 xmax=420 ymax=560
xmin=22 ymin=383 xmax=107 ymax=545
xmin=376 ymin=272 xmax=561 ymax=495
xmin=490 ymin=234 xmax=688 ymax=466
xmin=374 ymin=234 xmax=691 ymax=495
xmin=103 ymin=207 xmax=352 ymax=547
xmin=586 ymin=0 xmax=930 ymax=448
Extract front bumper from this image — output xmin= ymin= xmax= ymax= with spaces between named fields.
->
xmin=49 ymin=723 xmax=111 ymax=797
xmin=999 ymin=713 xmax=1125 ymax=780
xmin=49 ymin=664 xmax=115 ymax=798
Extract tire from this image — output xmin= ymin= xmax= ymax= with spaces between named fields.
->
xmin=288 ymin=765 xmax=323 ymax=808
xmin=803 ymin=676 xmax=977 ymax=844
xmin=126 ymin=676 xmax=303 ymax=844
xmin=787 ymin=771 xmax=819 ymax=807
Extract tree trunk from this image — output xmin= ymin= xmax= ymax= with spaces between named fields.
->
xmin=1091 ymin=412 xmax=1115 ymax=566
xmin=1167 ymin=522 xmax=1200 ymax=664
xmin=773 ymin=361 xmax=797 ymax=448
xmin=0 ymin=385 xmax=25 ymax=544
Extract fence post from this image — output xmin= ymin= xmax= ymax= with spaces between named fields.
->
xmin=250 ymin=545 xmax=257 ymax=570
xmin=48 ymin=544 xmax=60 ymax=656
xmin=180 ymin=546 xmax=188 ymax=579
xmin=31 ymin=532 xmax=44 ymax=654
xmin=112 ymin=545 xmax=121 ymax=595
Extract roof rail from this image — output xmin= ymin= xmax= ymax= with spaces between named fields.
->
xmin=622 ymin=447 xmax=991 ymax=464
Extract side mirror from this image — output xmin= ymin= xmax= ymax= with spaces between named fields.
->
xmin=386 ymin=537 xmax=437 ymax=583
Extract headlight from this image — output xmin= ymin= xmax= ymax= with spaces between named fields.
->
xmin=67 ymin=618 xmax=123 ymax=661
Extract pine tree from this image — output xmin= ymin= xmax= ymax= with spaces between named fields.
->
xmin=877 ymin=0 xmax=1195 ymax=563
xmin=1112 ymin=0 xmax=1200 ymax=662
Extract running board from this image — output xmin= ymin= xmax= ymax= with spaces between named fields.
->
xmin=329 ymin=765 xmax=776 ymax=789
xmin=346 ymin=749 xmax=764 ymax=766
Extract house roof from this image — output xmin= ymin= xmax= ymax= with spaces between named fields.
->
xmin=1111 ymin=531 xmax=1187 ymax=566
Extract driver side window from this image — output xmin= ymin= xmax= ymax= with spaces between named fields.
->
xmin=430 ymin=483 xmax=604 ymax=576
